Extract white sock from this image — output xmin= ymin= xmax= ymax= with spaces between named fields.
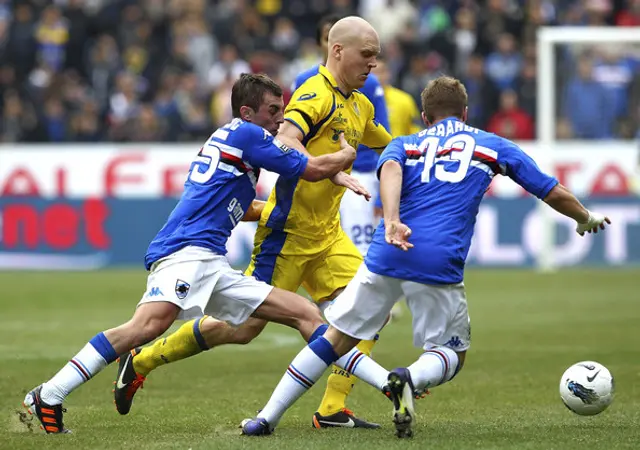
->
xmin=335 ymin=347 xmax=389 ymax=390
xmin=408 ymin=347 xmax=460 ymax=391
xmin=40 ymin=343 xmax=110 ymax=405
xmin=258 ymin=338 xmax=336 ymax=426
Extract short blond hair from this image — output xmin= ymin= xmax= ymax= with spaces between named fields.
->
xmin=420 ymin=76 xmax=468 ymax=123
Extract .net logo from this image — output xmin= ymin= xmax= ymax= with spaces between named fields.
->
xmin=0 ymin=199 xmax=111 ymax=270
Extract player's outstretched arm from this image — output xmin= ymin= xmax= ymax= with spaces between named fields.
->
xmin=543 ymin=184 xmax=611 ymax=236
xmin=241 ymin=200 xmax=265 ymax=222
xmin=380 ymin=160 xmax=413 ymax=251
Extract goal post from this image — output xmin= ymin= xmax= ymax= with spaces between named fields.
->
xmin=535 ymin=26 xmax=640 ymax=272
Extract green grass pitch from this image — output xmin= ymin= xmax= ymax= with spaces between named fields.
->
xmin=0 ymin=269 xmax=639 ymax=449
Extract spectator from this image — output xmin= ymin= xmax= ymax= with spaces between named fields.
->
xmin=34 ymin=6 xmax=69 ymax=72
xmin=616 ymin=0 xmax=640 ymax=26
xmin=562 ymin=56 xmax=615 ymax=139
xmin=463 ymin=54 xmax=499 ymax=129
xmin=485 ymin=33 xmax=522 ymax=91
xmin=207 ymin=45 xmax=251 ymax=90
xmin=0 ymin=0 xmax=635 ymax=143
xmin=43 ymin=97 xmax=67 ymax=142
xmin=487 ymin=89 xmax=535 ymax=140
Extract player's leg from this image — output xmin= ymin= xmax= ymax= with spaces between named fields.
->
xmin=114 ymin=249 xmax=239 ymax=414
xmin=403 ymin=282 xmax=469 ymax=393
xmin=242 ymin=264 xmax=398 ymax=435
xmin=304 ymin=230 xmax=381 ymax=428
xmin=24 ymin=298 xmax=179 ymax=433
xmin=130 ymin=227 xmax=304 ymax=379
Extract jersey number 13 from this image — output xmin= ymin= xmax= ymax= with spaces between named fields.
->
xmin=420 ymin=135 xmax=476 ymax=184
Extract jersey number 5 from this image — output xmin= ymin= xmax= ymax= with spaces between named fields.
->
xmin=420 ymin=135 xmax=476 ymax=184
xmin=189 ymin=145 xmax=220 ymax=183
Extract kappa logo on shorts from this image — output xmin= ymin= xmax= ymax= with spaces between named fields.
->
xmin=445 ymin=336 xmax=464 ymax=348
xmin=148 ymin=287 xmax=164 ymax=297
xmin=175 ymin=279 xmax=191 ymax=299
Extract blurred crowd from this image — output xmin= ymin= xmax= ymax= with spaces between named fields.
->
xmin=0 ymin=0 xmax=638 ymax=143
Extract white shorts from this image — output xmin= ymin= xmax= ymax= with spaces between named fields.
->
xmin=325 ymin=264 xmax=471 ymax=351
xmin=339 ymin=170 xmax=379 ymax=255
xmin=138 ymin=246 xmax=273 ymax=326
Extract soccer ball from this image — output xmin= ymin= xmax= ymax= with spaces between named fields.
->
xmin=559 ymin=361 xmax=614 ymax=416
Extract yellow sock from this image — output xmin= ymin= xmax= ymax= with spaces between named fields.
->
xmin=132 ymin=316 xmax=210 ymax=377
xmin=316 ymin=336 xmax=378 ymax=416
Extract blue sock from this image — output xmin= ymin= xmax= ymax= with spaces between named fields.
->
xmin=89 ymin=332 xmax=118 ymax=364
xmin=308 ymin=324 xmax=329 ymax=343
xmin=308 ymin=336 xmax=339 ymax=365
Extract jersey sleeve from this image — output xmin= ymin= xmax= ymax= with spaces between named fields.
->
xmin=284 ymin=86 xmax=332 ymax=139
xmin=243 ymin=126 xmax=309 ymax=179
xmin=361 ymin=98 xmax=393 ymax=150
xmin=375 ymin=138 xmax=406 ymax=179
xmin=497 ymin=139 xmax=558 ymax=199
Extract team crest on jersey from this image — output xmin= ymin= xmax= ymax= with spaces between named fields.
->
xmin=331 ymin=128 xmax=344 ymax=142
xmin=272 ymin=138 xmax=290 ymax=153
xmin=297 ymin=92 xmax=316 ymax=101
xmin=175 ymin=279 xmax=190 ymax=299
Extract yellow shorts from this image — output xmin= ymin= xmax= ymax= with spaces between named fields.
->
xmin=245 ymin=225 xmax=362 ymax=302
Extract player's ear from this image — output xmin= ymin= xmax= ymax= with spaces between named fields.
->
xmin=462 ymin=107 xmax=468 ymax=123
xmin=333 ymin=43 xmax=343 ymax=60
xmin=239 ymin=105 xmax=254 ymax=122
xmin=421 ymin=111 xmax=430 ymax=127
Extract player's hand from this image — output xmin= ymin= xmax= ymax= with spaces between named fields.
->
xmin=385 ymin=220 xmax=413 ymax=251
xmin=330 ymin=171 xmax=372 ymax=201
xmin=338 ymin=133 xmax=357 ymax=163
xmin=576 ymin=210 xmax=611 ymax=236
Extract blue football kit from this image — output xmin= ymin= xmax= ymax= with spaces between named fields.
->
xmin=145 ymin=119 xmax=308 ymax=269
xmin=366 ymin=117 xmax=559 ymax=285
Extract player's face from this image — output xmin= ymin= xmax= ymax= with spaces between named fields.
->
xmin=253 ymin=93 xmax=284 ymax=136
xmin=340 ymin=34 xmax=380 ymax=90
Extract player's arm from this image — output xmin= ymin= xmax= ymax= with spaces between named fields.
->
xmin=280 ymin=91 xmax=370 ymax=197
xmin=378 ymin=139 xmax=413 ymax=250
xmin=498 ymin=141 xmax=611 ymax=236
xmin=276 ymin=121 xmax=356 ymax=181
xmin=543 ymin=184 xmax=610 ymax=235
xmin=241 ymin=200 xmax=265 ymax=222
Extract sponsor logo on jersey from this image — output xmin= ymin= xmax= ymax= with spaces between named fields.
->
xmin=297 ymin=93 xmax=316 ymax=101
xmin=273 ymin=138 xmax=290 ymax=153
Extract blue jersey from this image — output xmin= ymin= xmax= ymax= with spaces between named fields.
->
xmin=145 ymin=119 xmax=309 ymax=269
xmin=293 ymin=65 xmax=389 ymax=172
xmin=365 ymin=117 xmax=558 ymax=285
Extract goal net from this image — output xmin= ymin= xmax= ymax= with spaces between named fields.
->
xmin=535 ymin=26 xmax=640 ymax=271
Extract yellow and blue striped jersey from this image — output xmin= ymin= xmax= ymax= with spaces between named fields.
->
xmin=261 ymin=65 xmax=392 ymax=239
xmin=384 ymin=85 xmax=423 ymax=137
